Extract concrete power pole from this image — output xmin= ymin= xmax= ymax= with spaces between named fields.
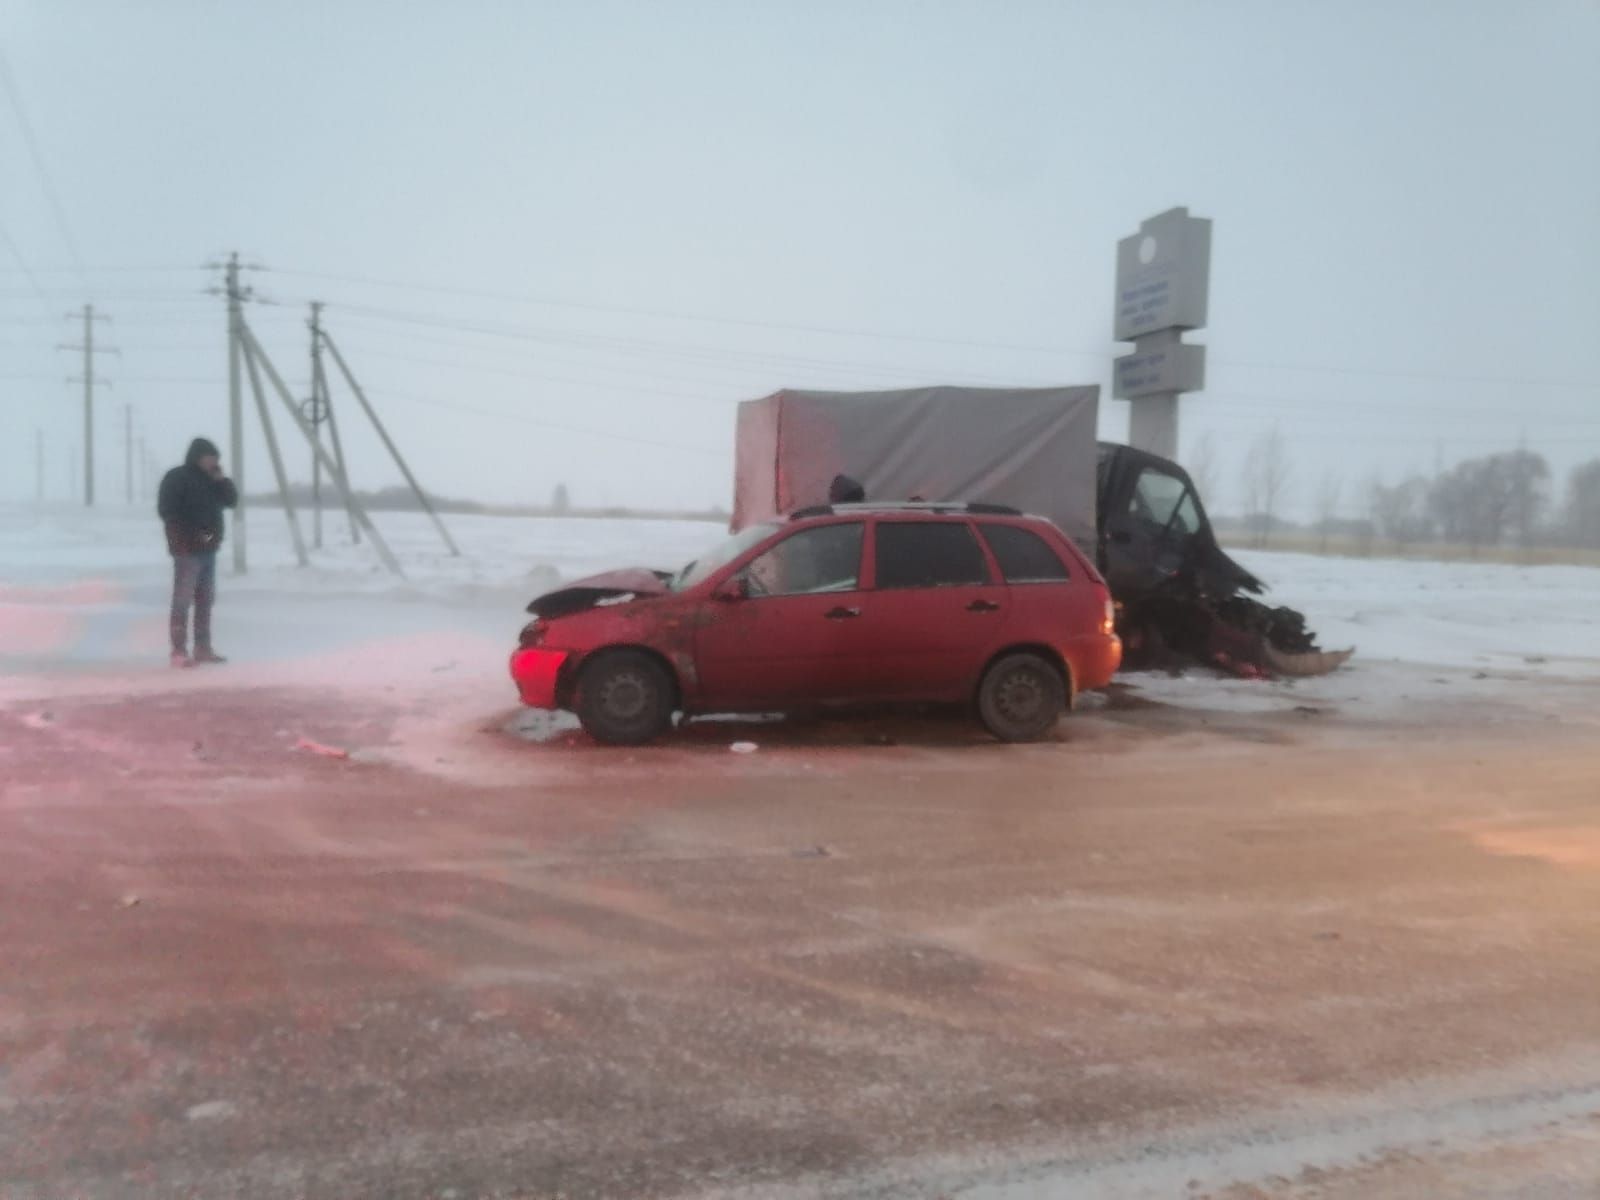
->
xmin=58 ymin=304 xmax=114 ymax=507
xmin=124 ymin=404 xmax=133 ymax=505
xmin=308 ymin=302 xmax=359 ymax=546
xmin=225 ymin=253 xmax=248 ymax=573
xmin=308 ymin=302 xmax=326 ymax=549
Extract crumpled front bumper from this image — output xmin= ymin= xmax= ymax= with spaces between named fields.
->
xmin=509 ymin=647 xmax=570 ymax=709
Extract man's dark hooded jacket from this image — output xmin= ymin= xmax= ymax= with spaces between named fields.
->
xmin=157 ymin=438 xmax=238 ymax=556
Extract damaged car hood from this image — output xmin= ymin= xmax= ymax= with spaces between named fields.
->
xmin=526 ymin=568 xmax=674 ymax=618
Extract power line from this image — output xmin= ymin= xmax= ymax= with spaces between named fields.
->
xmin=270 ymin=265 xmax=1599 ymax=395
xmin=0 ymin=52 xmax=87 ymax=288
xmin=0 ymin=264 xmax=204 ymax=274
xmin=0 ymin=223 xmax=47 ymax=300
xmin=0 ymin=289 xmax=212 ymax=301
xmin=326 ymin=310 xmax=1045 ymax=390
xmin=267 ymin=266 xmax=1099 ymax=360
xmin=369 ymin=386 xmax=727 ymax=456
xmin=318 ymin=301 xmax=1074 ymax=388
xmin=329 ymin=343 xmax=728 ymax=402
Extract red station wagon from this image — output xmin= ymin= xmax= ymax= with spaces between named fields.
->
xmin=509 ymin=503 xmax=1122 ymax=745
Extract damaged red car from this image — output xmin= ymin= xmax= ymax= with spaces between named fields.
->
xmin=510 ymin=504 xmax=1121 ymax=745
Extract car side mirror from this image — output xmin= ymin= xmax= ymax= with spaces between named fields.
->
xmin=713 ymin=575 xmax=749 ymax=603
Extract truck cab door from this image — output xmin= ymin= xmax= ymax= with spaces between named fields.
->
xmin=1102 ymin=465 xmax=1203 ymax=598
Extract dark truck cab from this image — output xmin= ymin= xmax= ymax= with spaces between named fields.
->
xmin=1097 ymin=442 xmax=1259 ymax=601
xmin=1096 ymin=442 xmax=1347 ymax=675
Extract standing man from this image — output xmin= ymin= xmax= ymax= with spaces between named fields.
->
xmin=157 ymin=437 xmax=237 ymax=667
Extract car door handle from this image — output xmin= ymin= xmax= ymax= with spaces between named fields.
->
xmin=966 ymin=599 xmax=1002 ymax=613
xmin=824 ymin=606 xmax=862 ymax=620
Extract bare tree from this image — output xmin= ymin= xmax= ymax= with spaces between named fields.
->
xmin=1358 ymin=470 xmax=1381 ymax=556
xmin=1185 ymin=429 xmax=1220 ymax=508
xmin=1242 ymin=425 xmax=1290 ymax=548
xmin=1427 ymin=450 xmax=1549 ymax=553
xmin=1372 ymin=476 xmax=1433 ymax=550
xmin=1565 ymin=458 xmax=1600 ymax=549
xmin=1315 ymin=469 xmax=1343 ymax=554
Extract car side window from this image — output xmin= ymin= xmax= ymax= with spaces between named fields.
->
xmin=742 ymin=522 xmax=864 ymax=597
xmin=979 ymin=524 xmax=1070 ymax=583
xmin=874 ymin=522 xmax=990 ymax=589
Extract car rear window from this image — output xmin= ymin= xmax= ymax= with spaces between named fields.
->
xmin=874 ymin=521 xmax=990 ymax=589
xmin=979 ymin=523 xmax=1070 ymax=583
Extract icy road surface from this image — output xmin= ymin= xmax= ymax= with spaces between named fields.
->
xmin=3 ymin=505 xmax=1600 ymax=1199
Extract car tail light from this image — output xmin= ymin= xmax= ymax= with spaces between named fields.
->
xmin=519 ymin=619 xmax=547 ymax=648
xmin=1101 ymin=595 xmax=1117 ymax=636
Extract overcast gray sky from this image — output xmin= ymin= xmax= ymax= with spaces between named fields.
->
xmin=3 ymin=0 xmax=1597 ymax=517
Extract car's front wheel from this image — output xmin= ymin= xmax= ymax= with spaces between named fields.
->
xmin=573 ymin=650 xmax=675 ymax=745
xmin=977 ymin=653 xmax=1066 ymax=742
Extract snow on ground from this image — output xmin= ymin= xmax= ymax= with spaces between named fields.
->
xmin=1233 ymin=547 xmax=1600 ymax=676
xmin=0 ymin=505 xmax=723 ymax=700
xmin=2 ymin=505 xmax=1597 ymax=717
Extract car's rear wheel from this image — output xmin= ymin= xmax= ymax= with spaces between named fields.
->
xmin=977 ymin=653 xmax=1066 ymax=743
xmin=574 ymin=651 xmax=675 ymax=745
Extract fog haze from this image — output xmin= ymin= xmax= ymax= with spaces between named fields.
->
xmin=3 ymin=0 xmax=1596 ymax=518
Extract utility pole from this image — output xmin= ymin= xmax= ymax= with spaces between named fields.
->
xmin=239 ymin=318 xmax=311 ymax=568
xmin=225 ymin=253 xmax=248 ymax=572
xmin=58 ymin=304 xmax=115 ymax=507
xmin=308 ymin=302 xmax=359 ymax=546
xmin=207 ymin=253 xmax=262 ymax=569
xmin=239 ymin=321 xmax=402 ymax=577
xmin=123 ymin=404 xmax=133 ymax=506
xmin=307 ymin=302 xmax=326 ymax=549
xmin=323 ymin=330 xmax=461 ymax=557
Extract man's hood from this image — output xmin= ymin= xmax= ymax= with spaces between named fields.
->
xmin=185 ymin=437 xmax=221 ymax=467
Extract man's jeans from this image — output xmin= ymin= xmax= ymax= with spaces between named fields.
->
xmin=170 ymin=551 xmax=217 ymax=655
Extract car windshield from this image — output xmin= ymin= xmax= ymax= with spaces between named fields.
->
xmin=673 ymin=522 xmax=780 ymax=591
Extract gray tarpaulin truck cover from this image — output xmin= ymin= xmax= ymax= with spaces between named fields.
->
xmin=731 ymin=385 xmax=1101 ymax=549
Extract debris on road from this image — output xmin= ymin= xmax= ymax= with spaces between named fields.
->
xmin=118 ymin=894 xmax=141 ymax=908
xmin=184 ymin=1100 xmax=238 ymax=1122
xmin=293 ymin=737 xmax=350 ymax=760
xmin=730 ymin=741 xmax=759 ymax=754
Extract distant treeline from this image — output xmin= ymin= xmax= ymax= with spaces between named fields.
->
xmin=245 ymin=483 xmax=730 ymax=524
xmin=1219 ymin=446 xmax=1600 ymax=556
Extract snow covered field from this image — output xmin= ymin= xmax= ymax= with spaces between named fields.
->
xmin=2 ymin=504 xmax=1597 ymax=709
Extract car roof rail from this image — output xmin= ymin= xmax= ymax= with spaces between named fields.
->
xmin=788 ymin=500 xmax=1024 ymax=520
xmin=965 ymin=502 xmax=1023 ymax=515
